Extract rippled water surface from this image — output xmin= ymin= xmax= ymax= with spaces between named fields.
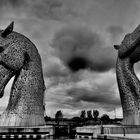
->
xmin=37 ymin=137 xmax=79 ymax=140
xmin=22 ymin=137 xmax=98 ymax=140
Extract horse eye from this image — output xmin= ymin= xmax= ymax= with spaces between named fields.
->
xmin=0 ymin=47 xmax=4 ymax=53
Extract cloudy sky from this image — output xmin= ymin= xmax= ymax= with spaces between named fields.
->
xmin=1 ymin=0 xmax=140 ymax=118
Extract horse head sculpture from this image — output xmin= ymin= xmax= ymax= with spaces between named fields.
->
xmin=114 ymin=25 xmax=140 ymax=125
xmin=0 ymin=22 xmax=46 ymax=126
xmin=114 ymin=24 xmax=140 ymax=62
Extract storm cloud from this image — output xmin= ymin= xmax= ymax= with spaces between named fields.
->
xmin=107 ymin=25 xmax=124 ymax=40
xmin=51 ymin=25 xmax=115 ymax=72
xmin=66 ymin=71 xmax=121 ymax=108
xmin=0 ymin=0 xmax=78 ymax=21
xmin=67 ymin=87 xmax=120 ymax=106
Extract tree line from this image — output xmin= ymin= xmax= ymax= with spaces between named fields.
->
xmin=45 ymin=109 xmax=110 ymax=122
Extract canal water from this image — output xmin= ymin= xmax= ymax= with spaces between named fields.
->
xmin=21 ymin=138 xmax=95 ymax=140
xmin=44 ymin=139 xmax=94 ymax=140
xmin=28 ymin=138 xmax=96 ymax=140
xmin=18 ymin=138 xmax=93 ymax=140
xmin=24 ymin=136 xmax=98 ymax=140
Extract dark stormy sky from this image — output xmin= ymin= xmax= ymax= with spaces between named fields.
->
xmin=1 ymin=0 xmax=140 ymax=118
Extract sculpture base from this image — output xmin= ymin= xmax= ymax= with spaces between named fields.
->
xmin=0 ymin=125 xmax=54 ymax=139
xmin=123 ymin=112 xmax=140 ymax=125
xmin=76 ymin=125 xmax=140 ymax=139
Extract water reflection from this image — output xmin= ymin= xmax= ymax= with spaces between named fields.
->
xmin=29 ymin=137 xmax=98 ymax=140
xmin=23 ymin=138 xmax=78 ymax=140
xmin=21 ymin=136 xmax=89 ymax=140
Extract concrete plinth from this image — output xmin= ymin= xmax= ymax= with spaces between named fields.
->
xmin=76 ymin=125 xmax=140 ymax=139
xmin=0 ymin=125 xmax=54 ymax=139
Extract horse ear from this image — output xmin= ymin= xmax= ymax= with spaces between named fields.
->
xmin=2 ymin=21 xmax=14 ymax=38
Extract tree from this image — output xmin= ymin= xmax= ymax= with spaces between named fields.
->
xmin=55 ymin=110 xmax=63 ymax=120
xmin=44 ymin=115 xmax=51 ymax=121
xmin=100 ymin=114 xmax=110 ymax=122
xmin=87 ymin=110 xmax=93 ymax=120
xmin=80 ymin=110 xmax=86 ymax=119
xmin=71 ymin=117 xmax=81 ymax=121
xmin=93 ymin=110 xmax=99 ymax=120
